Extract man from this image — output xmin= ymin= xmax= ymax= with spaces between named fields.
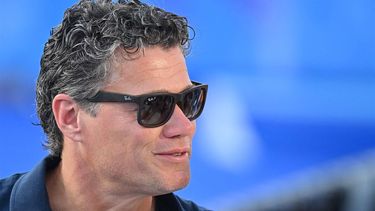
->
xmin=0 ymin=0 xmax=209 ymax=210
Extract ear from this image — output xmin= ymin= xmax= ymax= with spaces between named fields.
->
xmin=52 ymin=94 xmax=82 ymax=142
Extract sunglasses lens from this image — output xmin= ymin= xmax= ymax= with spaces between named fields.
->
xmin=140 ymin=95 xmax=174 ymax=126
xmin=139 ymin=85 xmax=206 ymax=127
xmin=182 ymin=87 xmax=205 ymax=120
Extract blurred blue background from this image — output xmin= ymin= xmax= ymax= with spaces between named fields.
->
xmin=0 ymin=0 xmax=374 ymax=210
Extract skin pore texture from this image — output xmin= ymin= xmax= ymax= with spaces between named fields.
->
xmin=47 ymin=46 xmax=196 ymax=211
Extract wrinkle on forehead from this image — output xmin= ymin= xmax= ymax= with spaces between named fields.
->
xmin=104 ymin=46 xmax=190 ymax=93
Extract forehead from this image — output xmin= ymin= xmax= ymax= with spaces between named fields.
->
xmin=105 ymin=46 xmax=191 ymax=95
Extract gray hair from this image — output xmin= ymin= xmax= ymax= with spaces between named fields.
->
xmin=36 ymin=0 xmax=192 ymax=157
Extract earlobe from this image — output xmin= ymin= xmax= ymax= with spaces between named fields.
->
xmin=52 ymin=94 xmax=82 ymax=142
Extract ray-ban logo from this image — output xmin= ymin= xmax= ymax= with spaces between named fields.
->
xmin=124 ymin=96 xmax=132 ymax=101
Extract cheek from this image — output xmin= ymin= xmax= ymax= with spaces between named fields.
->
xmin=130 ymin=128 xmax=159 ymax=158
xmin=108 ymin=125 xmax=160 ymax=164
xmin=92 ymin=106 xmax=137 ymax=146
xmin=81 ymin=112 xmax=135 ymax=160
xmin=81 ymin=105 xmax=163 ymax=169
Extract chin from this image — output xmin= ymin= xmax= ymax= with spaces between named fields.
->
xmin=174 ymin=174 xmax=190 ymax=190
xmin=159 ymin=172 xmax=190 ymax=194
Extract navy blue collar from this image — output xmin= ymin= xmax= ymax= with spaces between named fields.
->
xmin=9 ymin=156 xmax=184 ymax=211
xmin=10 ymin=156 xmax=59 ymax=211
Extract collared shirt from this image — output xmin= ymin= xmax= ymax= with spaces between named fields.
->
xmin=0 ymin=156 xmax=209 ymax=211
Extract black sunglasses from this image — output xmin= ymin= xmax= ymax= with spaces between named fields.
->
xmin=86 ymin=81 xmax=208 ymax=128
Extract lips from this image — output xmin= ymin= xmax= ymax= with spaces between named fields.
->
xmin=154 ymin=148 xmax=190 ymax=156
xmin=153 ymin=148 xmax=191 ymax=162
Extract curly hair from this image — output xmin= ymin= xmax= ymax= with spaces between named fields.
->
xmin=36 ymin=0 xmax=192 ymax=157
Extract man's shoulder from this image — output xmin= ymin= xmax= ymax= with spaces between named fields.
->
xmin=0 ymin=173 xmax=25 ymax=210
xmin=174 ymin=195 xmax=212 ymax=211
xmin=0 ymin=173 xmax=24 ymax=197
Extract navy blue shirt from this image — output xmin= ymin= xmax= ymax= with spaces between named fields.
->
xmin=0 ymin=156 xmax=210 ymax=211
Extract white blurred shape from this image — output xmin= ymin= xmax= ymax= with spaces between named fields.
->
xmin=200 ymin=76 xmax=261 ymax=172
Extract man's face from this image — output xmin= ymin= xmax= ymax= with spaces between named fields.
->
xmin=79 ymin=46 xmax=196 ymax=195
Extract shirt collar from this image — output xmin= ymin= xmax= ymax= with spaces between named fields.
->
xmin=10 ymin=156 xmax=184 ymax=211
xmin=10 ymin=156 xmax=60 ymax=211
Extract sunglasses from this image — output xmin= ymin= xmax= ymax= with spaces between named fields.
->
xmin=87 ymin=81 xmax=208 ymax=128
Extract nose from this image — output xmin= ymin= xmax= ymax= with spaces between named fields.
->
xmin=162 ymin=105 xmax=196 ymax=139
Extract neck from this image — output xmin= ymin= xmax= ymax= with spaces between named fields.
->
xmin=46 ymin=153 xmax=155 ymax=211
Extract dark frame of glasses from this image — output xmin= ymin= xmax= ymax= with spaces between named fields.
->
xmin=86 ymin=81 xmax=208 ymax=128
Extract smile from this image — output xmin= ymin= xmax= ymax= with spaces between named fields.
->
xmin=153 ymin=149 xmax=191 ymax=162
xmin=172 ymin=152 xmax=186 ymax=156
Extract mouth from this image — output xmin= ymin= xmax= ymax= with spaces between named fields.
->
xmin=171 ymin=152 xmax=187 ymax=156
xmin=153 ymin=148 xmax=191 ymax=162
